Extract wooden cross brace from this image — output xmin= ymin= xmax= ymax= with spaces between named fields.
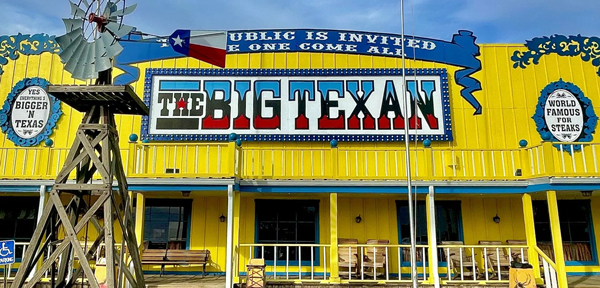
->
xmin=11 ymin=105 xmax=145 ymax=288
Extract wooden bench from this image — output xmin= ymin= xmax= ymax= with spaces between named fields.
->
xmin=141 ymin=249 xmax=210 ymax=276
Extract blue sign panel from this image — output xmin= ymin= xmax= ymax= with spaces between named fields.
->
xmin=0 ymin=240 xmax=15 ymax=265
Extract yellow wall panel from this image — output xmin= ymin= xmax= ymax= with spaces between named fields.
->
xmin=273 ymin=53 xmax=287 ymax=69
xmin=1 ymin=41 xmax=600 ymax=179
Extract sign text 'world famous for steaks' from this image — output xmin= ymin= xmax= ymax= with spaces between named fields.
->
xmin=142 ymin=69 xmax=452 ymax=142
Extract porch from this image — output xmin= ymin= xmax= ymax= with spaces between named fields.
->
xmin=2 ymin=275 xmax=599 ymax=287
xmin=226 ymin=191 xmax=600 ymax=288
xmin=0 ymin=140 xmax=599 ymax=182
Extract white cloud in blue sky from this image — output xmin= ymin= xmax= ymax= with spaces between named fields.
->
xmin=0 ymin=0 xmax=598 ymax=43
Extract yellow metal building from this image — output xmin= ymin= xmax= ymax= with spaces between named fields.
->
xmin=0 ymin=29 xmax=599 ymax=288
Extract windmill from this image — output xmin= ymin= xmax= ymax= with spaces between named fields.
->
xmin=11 ymin=1 xmax=148 ymax=288
xmin=56 ymin=0 xmax=137 ymax=84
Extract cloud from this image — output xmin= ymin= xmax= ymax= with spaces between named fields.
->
xmin=0 ymin=0 xmax=598 ymax=44
xmin=447 ymin=0 xmax=600 ymax=42
xmin=0 ymin=2 xmax=64 ymax=36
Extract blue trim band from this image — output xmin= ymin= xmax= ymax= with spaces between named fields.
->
xmin=240 ymin=185 xmax=431 ymax=194
xmin=159 ymin=80 xmax=200 ymax=91
xmin=143 ymin=271 xmax=225 ymax=276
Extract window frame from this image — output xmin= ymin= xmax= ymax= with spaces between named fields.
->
xmin=254 ymin=199 xmax=320 ymax=267
xmin=533 ymin=199 xmax=598 ymax=266
xmin=395 ymin=200 xmax=464 ymax=266
xmin=143 ymin=199 xmax=192 ymax=250
xmin=0 ymin=196 xmax=39 ymax=261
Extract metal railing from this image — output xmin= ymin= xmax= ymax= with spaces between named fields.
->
xmin=338 ymin=243 xmax=429 ymax=283
xmin=4 ymin=242 xmax=29 ymax=279
xmin=0 ymin=147 xmax=130 ymax=180
xmin=337 ymin=147 xmax=428 ymax=180
xmin=0 ymin=141 xmax=598 ymax=181
xmin=535 ymin=246 xmax=559 ymax=288
xmin=437 ymin=243 xmax=528 ymax=283
xmin=2 ymin=241 xmax=125 ymax=282
xmin=237 ymin=243 xmax=331 ymax=282
xmin=431 ymin=148 xmax=521 ymax=180
xmin=552 ymin=142 xmax=600 ymax=176
xmin=240 ymin=147 xmax=334 ymax=179
xmin=131 ymin=142 xmax=235 ymax=178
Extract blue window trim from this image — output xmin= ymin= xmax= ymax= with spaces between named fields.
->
xmin=144 ymin=199 xmax=193 ymax=250
xmin=254 ymin=199 xmax=321 ymax=266
xmin=395 ymin=200 xmax=463 ymax=266
xmin=533 ymin=199 xmax=598 ymax=266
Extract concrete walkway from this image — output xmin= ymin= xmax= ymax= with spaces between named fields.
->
xmin=144 ymin=275 xmax=226 ymax=288
xmin=568 ymin=275 xmax=600 ymax=287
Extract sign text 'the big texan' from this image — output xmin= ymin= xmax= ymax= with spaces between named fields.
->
xmin=143 ymin=69 xmax=452 ymax=142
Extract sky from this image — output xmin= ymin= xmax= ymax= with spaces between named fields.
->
xmin=1 ymin=0 xmax=599 ymax=43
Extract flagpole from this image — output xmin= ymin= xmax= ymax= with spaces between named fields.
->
xmin=400 ymin=0 xmax=418 ymax=287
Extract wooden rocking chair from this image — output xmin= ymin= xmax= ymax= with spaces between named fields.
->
xmin=479 ymin=241 xmax=510 ymax=279
xmin=362 ymin=239 xmax=389 ymax=278
xmin=338 ymin=238 xmax=359 ymax=279
xmin=441 ymin=241 xmax=478 ymax=280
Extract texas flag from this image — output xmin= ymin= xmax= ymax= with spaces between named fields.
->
xmin=169 ymin=30 xmax=227 ymax=68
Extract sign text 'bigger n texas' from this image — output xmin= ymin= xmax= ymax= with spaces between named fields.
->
xmin=143 ymin=69 xmax=451 ymax=142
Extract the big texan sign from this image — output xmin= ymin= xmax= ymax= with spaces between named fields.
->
xmin=142 ymin=69 xmax=451 ymax=142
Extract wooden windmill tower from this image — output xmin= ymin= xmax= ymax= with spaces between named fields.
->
xmin=11 ymin=1 xmax=147 ymax=288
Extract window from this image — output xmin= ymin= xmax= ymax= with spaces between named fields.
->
xmin=0 ymin=196 xmax=39 ymax=257
xmin=143 ymin=199 xmax=191 ymax=250
xmin=533 ymin=200 xmax=596 ymax=264
xmin=396 ymin=200 xmax=462 ymax=244
xmin=255 ymin=200 xmax=319 ymax=264
xmin=396 ymin=200 xmax=462 ymax=263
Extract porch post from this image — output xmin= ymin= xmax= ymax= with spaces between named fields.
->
xmin=546 ymin=190 xmax=568 ymax=287
xmin=521 ymin=193 xmax=541 ymax=280
xmin=426 ymin=186 xmax=440 ymax=288
xmin=329 ymin=193 xmax=340 ymax=283
xmin=134 ymin=192 xmax=145 ymax=247
xmin=225 ymin=184 xmax=235 ymax=288
xmin=30 ymin=185 xmax=48 ymax=279
xmin=232 ymin=190 xmax=241 ymax=284
xmin=36 ymin=185 xmax=47 ymax=223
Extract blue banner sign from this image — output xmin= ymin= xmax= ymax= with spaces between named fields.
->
xmin=0 ymin=240 xmax=15 ymax=265
xmin=225 ymin=29 xmax=482 ymax=115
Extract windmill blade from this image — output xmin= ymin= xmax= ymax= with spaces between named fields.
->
xmin=63 ymin=39 xmax=88 ymax=73
xmin=103 ymin=1 xmax=118 ymax=19
xmin=81 ymin=0 xmax=90 ymax=9
xmin=105 ymin=22 xmax=135 ymax=38
xmin=62 ymin=18 xmax=84 ymax=33
xmin=82 ymin=44 xmax=97 ymax=80
xmin=94 ymin=36 xmax=108 ymax=58
xmin=69 ymin=1 xmax=86 ymax=18
xmin=55 ymin=27 xmax=83 ymax=49
xmin=71 ymin=43 xmax=91 ymax=80
xmin=58 ymin=33 xmax=85 ymax=64
xmin=99 ymin=31 xmax=123 ymax=58
xmin=94 ymin=39 xmax=112 ymax=73
xmin=110 ymin=3 xmax=137 ymax=17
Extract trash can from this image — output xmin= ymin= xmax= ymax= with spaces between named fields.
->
xmin=509 ymin=261 xmax=536 ymax=288
xmin=246 ymin=258 xmax=266 ymax=288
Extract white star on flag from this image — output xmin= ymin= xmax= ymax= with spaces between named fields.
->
xmin=172 ymin=35 xmax=185 ymax=47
